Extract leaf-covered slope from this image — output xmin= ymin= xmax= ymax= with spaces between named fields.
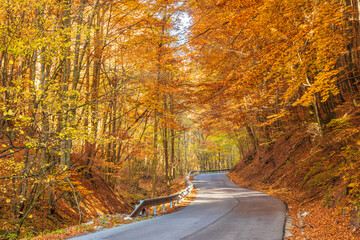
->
xmin=228 ymin=103 xmax=360 ymax=239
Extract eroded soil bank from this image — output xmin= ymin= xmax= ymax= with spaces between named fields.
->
xmin=227 ymin=109 xmax=360 ymax=239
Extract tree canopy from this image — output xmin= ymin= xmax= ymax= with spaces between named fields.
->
xmin=1 ymin=0 xmax=360 ymax=238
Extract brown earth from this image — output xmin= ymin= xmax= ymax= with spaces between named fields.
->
xmin=23 ymin=181 xmax=195 ymax=240
xmin=228 ymin=106 xmax=360 ymax=239
xmin=9 ymin=171 xmax=188 ymax=240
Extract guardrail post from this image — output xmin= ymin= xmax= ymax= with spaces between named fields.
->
xmin=154 ymin=206 xmax=156 ymax=215
xmin=170 ymin=202 xmax=173 ymax=208
xmin=136 ymin=205 xmax=140 ymax=216
xmin=138 ymin=200 xmax=144 ymax=216
xmin=175 ymin=200 xmax=177 ymax=206
xmin=163 ymin=204 xmax=165 ymax=212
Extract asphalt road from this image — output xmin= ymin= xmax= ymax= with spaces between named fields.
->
xmin=70 ymin=173 xmax=286 ymax=240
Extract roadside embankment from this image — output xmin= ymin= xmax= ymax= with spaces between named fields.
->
xmin=228 ymin=110 xmax=360 ymax=239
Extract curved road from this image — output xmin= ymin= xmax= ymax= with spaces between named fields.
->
xmin=71 ymin=173 xmax=286 ymax=240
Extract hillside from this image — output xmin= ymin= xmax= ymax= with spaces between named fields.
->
xmin=228 ymin=102 xmax=360 ymax=239
xmin=0 ymin=168 xmax=186 ymax=239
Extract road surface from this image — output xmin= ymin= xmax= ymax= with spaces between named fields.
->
xmin=70 ymin=173 xmax=286 ymax=240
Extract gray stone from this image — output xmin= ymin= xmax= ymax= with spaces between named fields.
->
xmin=94 ymin=226 xmax=105 ymax=230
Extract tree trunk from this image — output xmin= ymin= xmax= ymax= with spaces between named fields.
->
xmin=151 ymin=111 xmax=159 ymax=198
xmin=246 ymin=125 xmax=258 ymax=154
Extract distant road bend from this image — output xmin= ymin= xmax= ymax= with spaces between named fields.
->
xmin=71 ymin=173 xmax=286 ymax=240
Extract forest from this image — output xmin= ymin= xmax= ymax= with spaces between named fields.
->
xmin=1 ymin=0 xmax=360 ymax=239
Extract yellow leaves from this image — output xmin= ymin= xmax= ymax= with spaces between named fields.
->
xmin=18 ymin=195 xmax=27 ymax=201
xmin=259 ymin=110 xmax=289 ymax=126
xmin=5 ymin=199 xmax=11 ymax=204
xmin=190 ymin=0 xmax=347 ymax=127
xmin=3 ymin=109 xmax=14 ymax=117
xmin=348 ymin=182 xmax=358 ymax=188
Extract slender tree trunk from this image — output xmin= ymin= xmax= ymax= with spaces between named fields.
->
xmin=151 ymin=111 xmax=158 ymax=197
xmin=246 ymin=125 xmax=258 ymax=154
xmin=170 ymin=95 xmax=175 ymax=179
xmin=163 ymin=93 xmax=169 ymax=185
xmin=313 ymin=94 xmax=322 ymax=126
xmin=60 ymin=0 xmax=72 ymax=166
xmin=184 ymin=131 xmax=187 ymax=173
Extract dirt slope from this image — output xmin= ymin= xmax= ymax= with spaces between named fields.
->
xmin=228 ymin=108 xmax=360 ymax=239
xmin=7 ymin=171 xmax=186 ymax=239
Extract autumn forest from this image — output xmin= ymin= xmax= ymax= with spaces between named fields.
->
xmin=1 ymin=0 xmax=360 ymax=239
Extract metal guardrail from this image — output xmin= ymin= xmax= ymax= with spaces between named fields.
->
xmin=197 ymin=169 xmax=231 ymax=174
xmin=127 ymin=169 xmax=230 ymax=219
